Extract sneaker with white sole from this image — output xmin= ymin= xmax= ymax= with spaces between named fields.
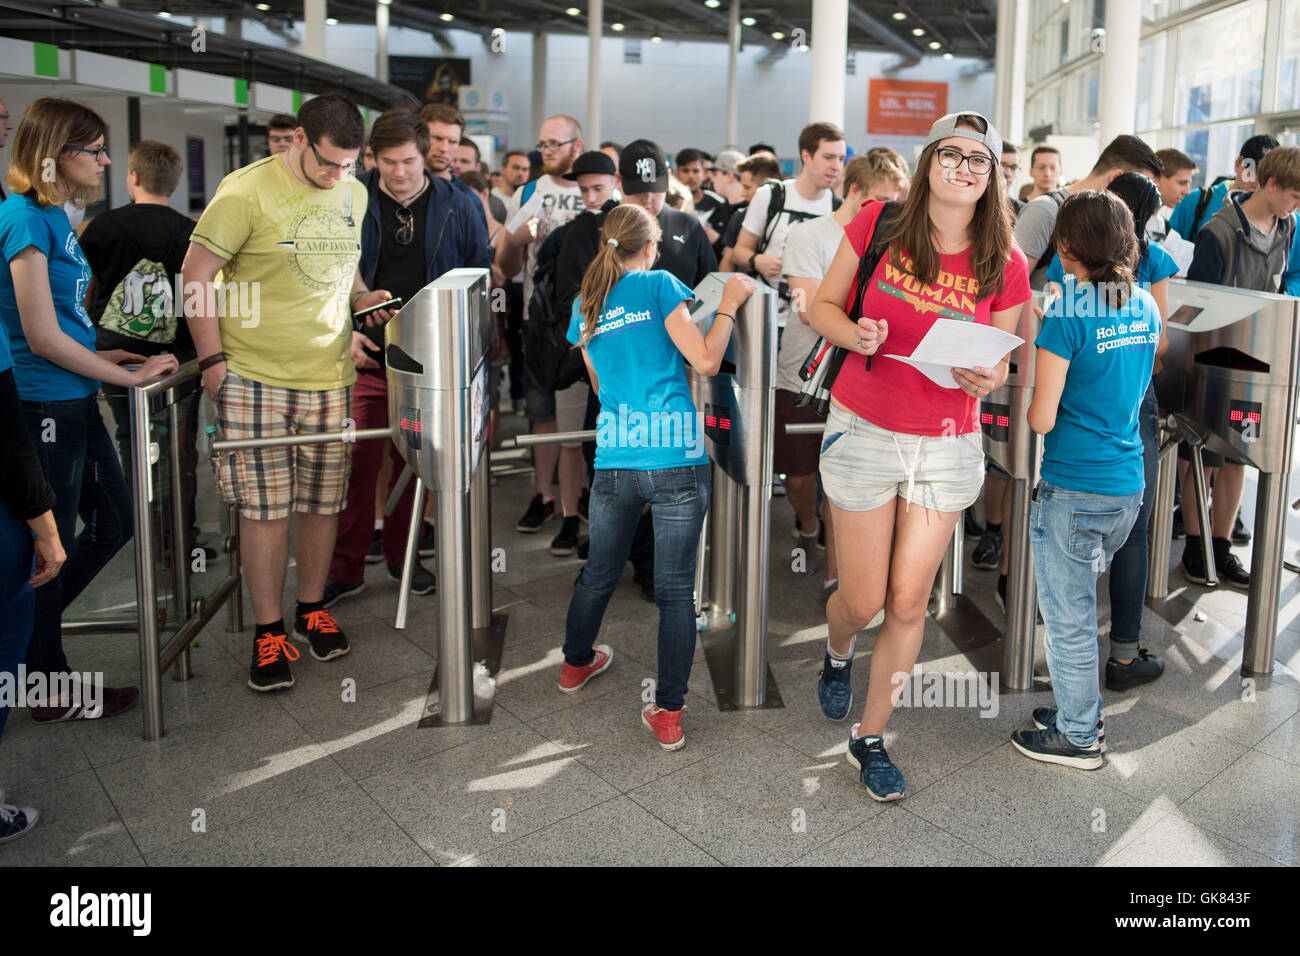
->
xmin=0 ymin=801 xmax=39 ymax=844
xmin=557 ymin=643 xmax=613 ymax=693
xmin=642 ymin=702 xmax=686 ymax=750
xmin=1011 ymin=726 xmax=1103 ymax=769
xmin=1032 ymin=706 xmax=1107 ymax=753
xmin=846 ymin=725 xmax=905 ymax=801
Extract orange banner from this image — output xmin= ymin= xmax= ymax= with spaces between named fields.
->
xmin=867 ymin=80 xmax=949 ymax=137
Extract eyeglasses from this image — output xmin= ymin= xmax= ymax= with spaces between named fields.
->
xmin=395 ymin=206 xmax=414 ymax=246
xmin=936 ymin=147 xmax=993 ymax=176
xmin=310 ymin=140 xmax=356 ymax=176
xmin=65 ymin=144 xmax=108 ymax=162
xmin=535 ymin=138 xmax=577 ymax=153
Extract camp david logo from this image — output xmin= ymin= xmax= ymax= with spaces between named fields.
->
xmin=636 ymin=157 xmax=656 ymax=182
xmin=276 ymin=205 xmax=360 ymax=289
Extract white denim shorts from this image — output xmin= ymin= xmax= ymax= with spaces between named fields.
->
xmin=818 ymin=403 xmax=986 ymax=513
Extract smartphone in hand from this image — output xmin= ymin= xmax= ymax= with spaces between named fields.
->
xmin=352 ymin=297 xmax=403 ymax=329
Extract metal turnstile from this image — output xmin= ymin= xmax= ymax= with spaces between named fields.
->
xmin=1148 ymin=280 xmax=1300 ymax=676
xmin=386 ymin=267 xmax=506 ymax=723
xmin=687 ymin=274 xmax=783 ymax=709
xmin=977 ymin=294 xmax=1046 ymax=691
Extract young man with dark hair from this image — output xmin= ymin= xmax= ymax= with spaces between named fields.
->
xmin=732 ymin=122 xmax=845 ymax=324
xmin=1178 ymin=145 xmax=1300 ymax=591
xmin=455 ymin=136 xmax=480 ymax=176
xmin=266 ymin=112 xmax=297 ymax=155
xmin=495 ymin=148 xmax=532 ymax=413
xmin=498 ymin=149 xmax=531 ymax=199
xmin=183 ymin=92 xmax=387 ymax=692
xmin=322 ymin=106 xmax=491 ymax=608
xmin=675 ymin=147 xmax=723 ymax=226
xmin=418 ymin=103 xmax=484 ymax=217
xmin=1002 ymin=141 xmax=1024 ymax=214
xmin=718 ymin=152 xmax=783 ymax=271
xmin=1149 ymin=147 xmax=1198 ymax=268
xmin=1170 ymin=134 xmax=1278 ymax=240
xmin=1026 ymin=144 xmax=1062 ymax=201
xmin=1015 ymin=134 xmax=1161 ymax=289
xmin=748 ymin=142 xmax=777 ymax=157
xmin=81 ymin=141 xmax=200 ymax=550
xmin=496 ymin=114 xmax=586 ymax=550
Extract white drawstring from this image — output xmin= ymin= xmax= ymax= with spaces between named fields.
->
xmin=890 ymin=432 xmax=923 ymax=513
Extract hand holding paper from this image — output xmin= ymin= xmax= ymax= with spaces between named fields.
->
xmin=883 ymin=318 xmax=1024 ymax=389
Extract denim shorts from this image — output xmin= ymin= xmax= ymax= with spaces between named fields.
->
xmin=819 ymin=403 xmax=986 ymax=513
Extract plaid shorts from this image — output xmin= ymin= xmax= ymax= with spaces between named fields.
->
xmin=212 ymin=371 xmax=354 ymax=521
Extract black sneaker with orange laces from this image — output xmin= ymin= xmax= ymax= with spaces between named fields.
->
xmin=248 ymin=625 xmax=299 ymax=692
xmin=294 ymin=607 xmax=351 ymax=661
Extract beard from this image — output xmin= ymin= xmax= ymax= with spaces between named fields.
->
xmin=542 ymin=147 xmax=577 ymax=177
xmin=427 ymin=151 xmax=452 ymax=173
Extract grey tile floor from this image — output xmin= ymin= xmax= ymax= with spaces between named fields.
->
xmin=1 ymin=409 xmax=1298 ymax=867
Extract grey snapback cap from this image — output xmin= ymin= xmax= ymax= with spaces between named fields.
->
xmin=923 ymin=112 xmax=1002 ymax=161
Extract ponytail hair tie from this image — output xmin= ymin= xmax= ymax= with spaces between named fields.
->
xmin=606 ymin=238 xmax=618 ymax=247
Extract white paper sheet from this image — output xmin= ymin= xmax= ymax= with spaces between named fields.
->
xmin=883 ymin=318 xmax=1024 ymax=389
xmin=504 ymin=189 xmax=545 ymax=234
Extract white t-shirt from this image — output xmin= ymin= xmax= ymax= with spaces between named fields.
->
xmin=740 ymin=179 xmax=834 ymax=323
xmin=777 ymin=213 xmax=845 ymax=394
xmin=504 ymin=174 xmax=582 ymax=304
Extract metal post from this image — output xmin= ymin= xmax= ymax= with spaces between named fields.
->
xmin=933 ymin=523 xmax=963 ymax=612
xmin=1187 ymin=442 xmax=1218 ymax=586
xmin=1147 ymin=427 xmax=1179 ymax=599
xmin=694 ymin=510 xmax=709 ymax=621
xmin=131 ymin=388 xmax=163 ymax=741
xmin=225 ymin=503 xmax=243 ymax=633
xmin=1002 ymin=476 xmax=1038 ymax=690
xmin=394 ymin=477 xmax=425 ymax=631
xmin=470 ymin=450 xmax=492 ymax=630
xmin=435 ymin=486 xmax=476 ymax=723
xmin=1244 ymin=472 xmax=1288 ymax=675
xmin=166 ymin=401 xmax=193 ymax=681
xmin=733 ymin=482 xmax=771 ymax=706
xmin=707 ymin=461 xmax=737 ymax=621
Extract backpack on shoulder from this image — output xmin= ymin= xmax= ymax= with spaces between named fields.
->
xmin=520 ymin=223 xmax=588 ymax=393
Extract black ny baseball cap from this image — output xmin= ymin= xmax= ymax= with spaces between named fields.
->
xmin=619 ymin=139 xmax=668 ymax=194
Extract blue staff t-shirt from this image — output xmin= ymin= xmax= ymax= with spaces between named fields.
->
xmin=0 ymin=194 xmax=99 ymax=400
xmin=1045 ymin=241 xmax=1179 ymax=290
xmin=567 ymin=269 xmax=705 ymax=471
xmin=1036 ymin=277 xmax=1161 ymax=495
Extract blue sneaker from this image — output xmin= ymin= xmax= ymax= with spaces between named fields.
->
xmin=1032 ymin=706 xmax=1107 ymax=753
xmin=1011 ymin=727 xmax=1102 ymax=770
xmin=817 ymin=649 xmax=853 ymax=720
xmin=846 ymin=725 xmax=905 ymax=801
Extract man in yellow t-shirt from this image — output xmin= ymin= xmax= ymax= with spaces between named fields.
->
xmin=182 ymin=93 xmax=399 ymax=693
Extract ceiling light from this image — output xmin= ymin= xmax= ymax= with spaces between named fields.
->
xmin=326 ymin=17 xmax=338 ymax=25
xmin=912 ymin=27 xmax=925 ymax=36
xmin=928 ymin=40 xmax=941 ymax=49
xmin=892 ymin=11 xmax=906 ymax=20
xmin=704 ymin=0 xmax=721 ymax=8
xmin=566 ymin=6 xmax=580 ymax=14
xmin=741 ymin=16 xmax=756 ymax=26
xmin=612 ymin=22 xmax=625 ymax=30
xmin=378 ymin=0 xmax=391 ymax=5
xmin=651 ymin=35 xmax=662 ymax=42
xmin=771 ymin=31 xmax=785 ymax=39
xmin=943 ymin=53 xmax=954 ymax=59
xmin=255 ymin=2 xmax=270 ymax=10
xmin=158 ymin=10 xmax=172 ymax=17
xmin=440 ymin=12 xmax=454 ymax=22
xmin=491 ymin=27 xmax=505 ymax=36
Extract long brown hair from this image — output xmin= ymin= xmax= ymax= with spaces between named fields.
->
xmin=1052 ymin=190 xmax=1137 ymax=309
xmin=574 ymin=203 xmax=660 ymax=347
xmin=879 ymin=113 xmax=1012 ymax=303
xmin=7 ymin=98 xmax=108 ymax=207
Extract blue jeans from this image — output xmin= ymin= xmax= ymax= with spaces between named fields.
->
xmin=1107 ymin=382 xmax=1158 ymax=659
xmin=564 ymin=464 xmax=710 ymax=711
xmin=22 ymin=396 xmax=133 ymax=677
xmin=0 ymin=498 xmax=35 ymax=744
xmin=1030 ymin=481 xmax=1142 ymax=746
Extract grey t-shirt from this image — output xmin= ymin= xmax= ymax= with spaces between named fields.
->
xmin=776 ymin=213 xmax=845 ymax=394
xmin=1013 ymin=187 xmax=1068 ymax=290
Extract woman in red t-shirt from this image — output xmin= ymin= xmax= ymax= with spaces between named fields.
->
xmin=809 ymin=112 xmax=1031 ymax=801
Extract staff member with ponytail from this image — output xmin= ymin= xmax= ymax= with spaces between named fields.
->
xmin=810 ymin=113 xmax=1030 ymax=801
xmin=555 ymin=203 xmax=753 ymax=751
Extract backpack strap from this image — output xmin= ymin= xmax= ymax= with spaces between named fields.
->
xmin=520 ymin=179 xmax=538 ymax=207
xmin=755 ymin=181 xmax=786 ymax=256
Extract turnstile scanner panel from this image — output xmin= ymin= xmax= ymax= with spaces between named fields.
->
xmin=981 ymin=292 xmax=1047 ymax=479
xmin=385 ymin=268 xmax=493 ymax=492
xmin=687 ymin=273 xmax=779 ymax=487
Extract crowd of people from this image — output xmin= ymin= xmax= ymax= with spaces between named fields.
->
xmin=1 ymin=87 xmax=1298 ymax=842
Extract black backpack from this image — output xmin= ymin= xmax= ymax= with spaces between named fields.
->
xmin=521 ymin=225 xmax=587 ymax=393
xmin=753 ymin=181 xmax=843 ymax=258
xmin=1189 ymin=175 xmax=1235 ymax=237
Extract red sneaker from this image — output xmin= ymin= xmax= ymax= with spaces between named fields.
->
xmin=557 ymin=643 xmax=613 ymax=694
xmin=642 ymin=702 xmax=685 ymax=751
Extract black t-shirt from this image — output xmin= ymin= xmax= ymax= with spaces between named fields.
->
xmin=707 ymin=201 xmax=740 ymax=258
xmin=656 ymin=206 xmax=718 ymax=286
xmin=720 ymin=203 xmax=749 ymax=251
xmin=79 ymin=203 xmax=196 ymax=357
xmin=366 ymin=187 xmax=430 ymax=367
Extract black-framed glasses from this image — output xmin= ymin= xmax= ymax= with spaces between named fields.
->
xmin=936 ymin=147 xmax=993 ymax=176
xmin=309 ymin=139 xmax=356 ymax=176
xmin=65 ymin=144 xmax=108 ymax=162
xmin=395 ymin=206 xmax=414 ymax=246
xmin=535 ymin=137 xmax=577 ymax=152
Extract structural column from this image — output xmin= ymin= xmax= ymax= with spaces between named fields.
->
xmin=303 ymin=0 xmax=326 ymax=60
xmin=376 ymin=0 xmax=390 ymax=84
xmin=587 ymin=0 xmax=602 ymax=146
xmin=994 ymin=0 xmax=1028 ymax=148
xmin=725 ymin=0 xmax=740 ymax=148
xmin=532 ymin=31 xmax=548 ymax=138
xmin=1098 ymin=0 xmax=1141 ymax=145
xmin=808 ymin=0 xmax=848 ymax=129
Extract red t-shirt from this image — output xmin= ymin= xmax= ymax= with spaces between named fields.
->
xmin=829 ymin=201 xmax=1031 ymax=436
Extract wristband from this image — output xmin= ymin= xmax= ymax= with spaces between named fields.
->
xmin=350 ymin=289 xmax=367 ymax=309
xmin=715 ymin=312 xmax=734 ymax=322
xmin=198 ymin=352 xmax=226 ymax=372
